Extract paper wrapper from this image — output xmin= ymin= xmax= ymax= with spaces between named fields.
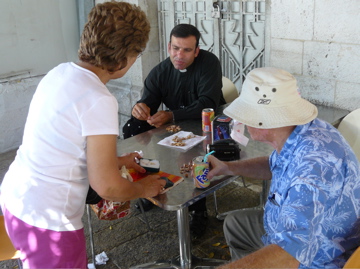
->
xmin=230 ymin=121 xmax=249 ymax=147
xmin=90 ymin=166 xmax=132 ymax=220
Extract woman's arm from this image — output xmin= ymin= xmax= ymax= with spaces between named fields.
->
xmin=86 ymin=134 xmax=165 ymax=201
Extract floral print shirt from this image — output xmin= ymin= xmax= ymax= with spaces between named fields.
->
xmin=262 ymin=118 xmax=360 ymax=268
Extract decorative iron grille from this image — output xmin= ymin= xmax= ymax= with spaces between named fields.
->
xmin=157 ymin=0 xmax=266 ymax=91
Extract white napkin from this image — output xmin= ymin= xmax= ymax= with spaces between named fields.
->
xmin=157 ymin=131 xmax=206 ymax=152
xmin=95 ymin=251 xmax=109 ymax=265
xmin=230 ymin=120 xmax=249 ymax=147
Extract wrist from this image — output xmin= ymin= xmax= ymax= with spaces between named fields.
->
xmin=169 ymin=111 xmax=175 ymax=123
xmin=165 ymin=110 xmax=174 ymax=123
xmin=133 ymin=181 xmax=146 ymax=198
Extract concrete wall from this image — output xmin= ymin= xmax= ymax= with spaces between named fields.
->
xmin=267 ymin=0 xmax=360 ymax=110
xmin=1 ymin=0 xmax=359 ymax=153
xmin=99 ymin=0 xmax=160 ymax=139
xmin=0 ymin=0 xmax=160 ymax=153
xmin=0 ymin=0 xmax=79 ymax=153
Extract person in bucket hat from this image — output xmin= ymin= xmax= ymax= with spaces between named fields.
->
xmin=207 ymin=67 xmax=360 ymax=268
xmin=224 ymin=67 xmax=318 ymax=129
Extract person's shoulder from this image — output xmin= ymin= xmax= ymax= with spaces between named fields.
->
xmin=199 ymin=49 xmax=216 ymax=57
xmin=310 ymin=118 xmax=334 ymax=131
xmin=199 ymin=49 xmax=218 ymax=57
xmin=45 ymin=62 xmax=79 ymax=79
xmin=48 ymin=62 xmax=71 ymax=72
xmin=197 ymin=49 xmax=220 ymax=63
xmin=149 ymin=57 xmax=172 ymax=74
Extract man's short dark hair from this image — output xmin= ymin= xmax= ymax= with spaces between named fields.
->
xmin=170 ymin=24 xmax=201 ymax=47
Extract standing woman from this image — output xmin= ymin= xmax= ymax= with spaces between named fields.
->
xmin=0 ymin=2 xmax=165 ymax=268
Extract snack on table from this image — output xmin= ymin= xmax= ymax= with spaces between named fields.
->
xmin=170 ymin=134 xmax=196 ymax=147
xmin=171 ymin=141 xmax=186 ymax=146
xmin=180 ymin=162 xmax=192 ymax=178
xmin=166 ymin=125 xmax=181 ymax=133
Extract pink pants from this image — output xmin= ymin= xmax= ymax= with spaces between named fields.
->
xmin=2 ymin=206 xmax=88 ymax=269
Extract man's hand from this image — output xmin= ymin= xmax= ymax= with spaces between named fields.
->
xmin=147 ymin=111 xmax=173 ymax=128
xmin=207 ymin=155 xmax=232 ymax=179
xmin=132 ymin=103 xmax=151 ymax=121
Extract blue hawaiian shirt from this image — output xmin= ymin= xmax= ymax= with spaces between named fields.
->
xmin=262 ymin=118 xmax=360 ymax=268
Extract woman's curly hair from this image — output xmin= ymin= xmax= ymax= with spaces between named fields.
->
xmin=78 ymin=1 xmax=150 ymax=72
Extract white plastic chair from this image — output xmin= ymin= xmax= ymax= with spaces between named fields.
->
xmin=336 ymin=108 xmax=360 ymax=268
xmin=213 ymin=77 xmax=240 ymax=219
xmin=0 ymin=216 xmax=22 ymax=269
xmin=337 ymin=108 xmax=360 ymax=161
xmin=222 ymin=77 xmax=239 ymax=103
xmin=343 ymin=247 xmax=360 ymax=268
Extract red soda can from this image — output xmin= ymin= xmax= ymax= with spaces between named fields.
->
xmin=202 ymin=108 xmax=214 ymax=132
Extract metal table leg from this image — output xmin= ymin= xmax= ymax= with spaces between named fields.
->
xmin=177 ymin=207 xmax=192 ymax=268
xmin=86 ymin=205 xmax=96 ymax=268
xmin=130 ymin=206 xmax=226 ymax=269
xmin=137 ymin=199 xmax=152 ymax=231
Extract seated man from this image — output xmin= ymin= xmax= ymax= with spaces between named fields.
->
xmin=123 ymin=23 xmax=226 ymax=238
xmin=207 ymin=67 xmax=360 ymax=268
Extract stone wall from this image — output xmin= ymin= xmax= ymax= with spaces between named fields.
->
xmin=0 ymin=0 xmax=159 ymax=153
xmin=95 ymin=0 xmax=160 ymax=139
xmin=0 ymin=77 xmax=41 ymax=153
xmin=1 ymin=0 xmax=359 ymax=153
xmin=267 ymin=0 xmax=360 ymax=111
xmin=0 ymin=0 xmax=79 ymax=154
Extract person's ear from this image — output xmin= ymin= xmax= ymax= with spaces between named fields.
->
xmin=195 ymin=46 xmax=200 ymax=57
xmin=117 ymin=58 xmax=127 ymax=71
xmin=167 ymin=42 xmax=171 ymax=54
xmin=108 ymin=58 xmax=127 ymax=75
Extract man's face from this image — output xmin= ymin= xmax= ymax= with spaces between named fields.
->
xmin=167 ymin=35 xmax=200 ymax=70
xmin=247 ymin=126 xmax=269 ymax=142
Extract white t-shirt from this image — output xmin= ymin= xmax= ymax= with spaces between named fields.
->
xmin=1 ymin=62 xmax=119 ymax=231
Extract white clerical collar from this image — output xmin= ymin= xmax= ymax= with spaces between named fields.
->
xmin=179 ymin=69 xmax=187 ymax=73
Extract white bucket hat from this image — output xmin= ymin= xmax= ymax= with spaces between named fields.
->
xmin=224 ymin=67 xmax=318 ymax=129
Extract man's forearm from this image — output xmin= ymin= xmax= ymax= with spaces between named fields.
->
xmin=218 ymin=244 xmax=299 ymax=269
xmin=227 ymin=156 xmax=272 ymax=180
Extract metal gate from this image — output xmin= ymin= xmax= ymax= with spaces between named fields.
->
xmin=157 ymin=0 xmax=266 ymax=92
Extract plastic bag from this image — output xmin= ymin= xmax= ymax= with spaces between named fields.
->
xmin=90 ymin=166 xmax=133 ymax=220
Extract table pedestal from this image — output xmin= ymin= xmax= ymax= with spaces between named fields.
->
xmin=130 ymin=207 xmax=227 ymax=269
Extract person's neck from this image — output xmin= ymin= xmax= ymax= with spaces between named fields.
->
xmin=76 ymin=61 xmax=111 ymax=84
xmin=268 ymin=126 xmax=296 ymax=153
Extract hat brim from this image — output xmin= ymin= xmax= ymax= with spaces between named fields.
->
xmin=224 ymin=97 xmax=318 ymax=129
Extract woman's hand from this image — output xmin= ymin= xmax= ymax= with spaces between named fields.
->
xmin=118 ymin=152 xmax=146 ymax=173
xmin=136 ymin=175 xmax=167 ymax=198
